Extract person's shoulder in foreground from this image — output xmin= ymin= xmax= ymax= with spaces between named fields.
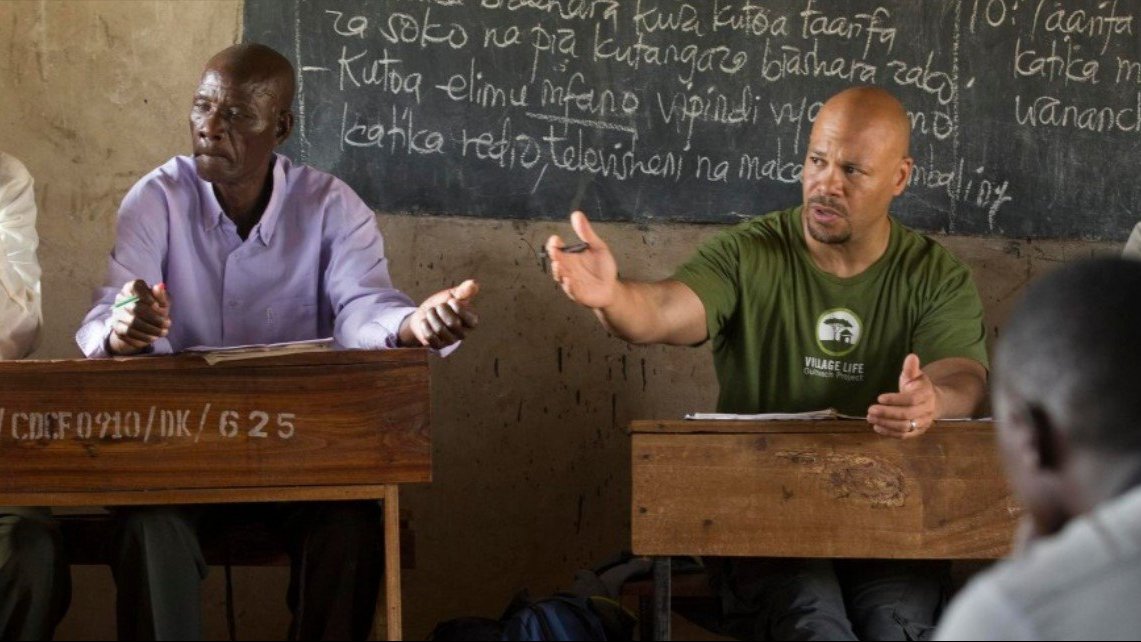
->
xmin=936 ymin=257 xmax=1141 ymax=641
xmin=937 ymin=485 xmax=1141 ymax=640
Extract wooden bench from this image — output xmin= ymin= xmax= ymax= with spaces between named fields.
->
xmin=0 ymin=349 xmax=431 ymax=640
xmin=629 ymin=419 xmax=1021 ymax=640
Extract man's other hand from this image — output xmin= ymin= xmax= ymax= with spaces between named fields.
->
xmin=866 ymin=353 xmax=939 ymax=439
xmin=400 ymin=279 xmax=480 ymax=349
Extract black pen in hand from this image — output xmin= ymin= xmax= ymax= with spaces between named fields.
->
xmin=541 ymin=242 xmax=590 ymax=258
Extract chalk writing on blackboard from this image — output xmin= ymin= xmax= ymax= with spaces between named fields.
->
xmin=244 ymin=0 xmax=1141 ymax=240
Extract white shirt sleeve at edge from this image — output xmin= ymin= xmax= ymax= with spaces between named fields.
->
xmin=935 ymin=578 xmax=1038 ymax=641
xmin=1123 ymin=222 xmax=1141 ymax=259
xmin=0 ymin=153 xmax=42 ymax=360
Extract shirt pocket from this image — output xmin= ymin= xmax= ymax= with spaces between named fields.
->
xmin=260 ymin=295 xmax=318 ymax=343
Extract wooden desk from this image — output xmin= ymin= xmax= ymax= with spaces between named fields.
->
xmin=0 ymin=349 xmax=430 ymax=641
xmin=630 ymin=419 xmax=1020 ymax=641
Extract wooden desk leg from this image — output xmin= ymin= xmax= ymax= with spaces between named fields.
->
xmin=384 ymin=485 xmax=403 ymax=641
xmin=652 ymin=556 xmax=671 ymax=641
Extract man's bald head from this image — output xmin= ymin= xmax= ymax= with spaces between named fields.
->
xmin=800 ymin=86 xmax=914 ymax=247
xmin=814 ymin=86 xmax=911 ymax=160
xmin=203 ymin=43 xmax=296 ymax=113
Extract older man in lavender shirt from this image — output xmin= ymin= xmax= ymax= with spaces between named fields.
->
xmin=76 ymin=43 xmax=478 ymax=641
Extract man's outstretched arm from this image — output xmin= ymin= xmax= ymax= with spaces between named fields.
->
xmin=546 ymin=211 xmax=706 ymax=346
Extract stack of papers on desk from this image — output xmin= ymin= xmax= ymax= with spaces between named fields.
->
xmin=685 ymin=408 xmax=864 ymax=421
xmin=685 ymin=410 xmax=991 ymax=422
xmin=184 ymin=338 xmax=335 ymax=365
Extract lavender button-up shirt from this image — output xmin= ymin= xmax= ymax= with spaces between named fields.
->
xmin=77 ymin=154 xmax=417 ymax=357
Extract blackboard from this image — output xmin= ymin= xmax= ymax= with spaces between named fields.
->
xmin=244 ymin=0 xmax=1141 ymax=240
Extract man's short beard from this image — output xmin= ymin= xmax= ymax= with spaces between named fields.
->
xmin=807 ymin=219 xmax=852 ymax=244
xmin=805 ymin=196 xmax=852 ymax=244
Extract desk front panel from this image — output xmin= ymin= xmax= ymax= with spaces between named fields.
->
xmin=631 ymin=421 xmax=1018 ymax=559
xmin=0 ymin=350 xmax=430 ymax=505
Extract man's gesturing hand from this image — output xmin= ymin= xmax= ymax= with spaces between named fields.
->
xmin=546 ymin=211 xmax=619 ymax=310
xmin=399 ymin=279 xmax=480 ymax=350
xmin=867 ymin=353 xmax=940 ymax=439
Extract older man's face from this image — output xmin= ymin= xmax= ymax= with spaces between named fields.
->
xmin=189 ymin=67 xmax=282 ymax=186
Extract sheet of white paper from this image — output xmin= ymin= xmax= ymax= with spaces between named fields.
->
xmin=685 ymin=409 xmax=862 ymax=421
xmin=684 ymin=411 xmax=991 ymax=422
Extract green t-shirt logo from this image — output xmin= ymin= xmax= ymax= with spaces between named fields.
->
xmin=816 ymin=308 xmax=863 ymax=357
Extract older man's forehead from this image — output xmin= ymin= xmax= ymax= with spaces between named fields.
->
xmin=195 ymin=71 xmax=278 ymax=103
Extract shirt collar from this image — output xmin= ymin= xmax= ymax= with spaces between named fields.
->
xmin=197 ymin=175 xmax=226 ymax=232
xmin=197 ymin=154 xmax=288 ymax=246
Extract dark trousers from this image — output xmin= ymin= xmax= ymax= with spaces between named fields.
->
xmin=109 ymin=501 xmax=382 ymax=641
xmin=716 ymin=558 xmax=947 ymax=641
xmin=0 ymin=508 xmax=71 ymax=641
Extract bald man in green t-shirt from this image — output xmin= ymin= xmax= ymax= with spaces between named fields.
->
xmin=548 ymin=87 xmax=988 ymax=640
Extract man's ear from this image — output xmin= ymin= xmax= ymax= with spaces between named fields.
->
xmin=1024 ymin=403 xmax=1067 ymax=473
xmin=892 ymin=156 xmax=913 ymax=196
xmin=275 ymin=109 xmax=294 ymax=145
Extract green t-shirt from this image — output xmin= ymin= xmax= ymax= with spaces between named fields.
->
xmin=673 ymin=206 xmax=989 ymax=416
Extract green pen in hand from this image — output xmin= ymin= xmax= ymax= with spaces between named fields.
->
xmin=112 ymin=295 xmax=139 ymax=310
xmin=113 ymin=282 xmax=165 ymax=309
